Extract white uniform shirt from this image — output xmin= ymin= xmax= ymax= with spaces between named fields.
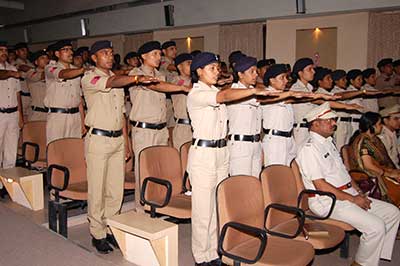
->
xmin=227 ymin=82 xmax=261 ymax=135
xmin=187 ymin=81 xmax=227 ymax=140
xmin=361 ymin=84 xmax=379 ymax=113
xmin=296 ymin=131 xmax=358 ymax=215
xmin=346 ymin=85 xmax=363 ymax=120
xmin=331 ymin=86 xmax=351 ymax=118
xmin=378 ymin=125 xmax=400 ymax=169
xmin=290 ymin=79 xmax=316 ymax=124
xmin=0 ymin=62 xmax=21 ymax=108
xmin=262 ymin=86 xmax=294 ymax=132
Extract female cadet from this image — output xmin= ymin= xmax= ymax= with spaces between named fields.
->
xmin=187 ymin=52 xmax=275 ymax=266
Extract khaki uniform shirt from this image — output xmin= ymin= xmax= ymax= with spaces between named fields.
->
xmin=378 ymin=125 xmax=400 ymax=169
xmin=0 ymin=62 xmax=21 ymax=108
xmin=290 ymin=79 xmax=316 ymax=124
xmin=227 ymin=82 xmax=261 ymax=135
xmin=159 ymin=56 xmax=178 ymax=82
xmin=81 ymin=67 xmax=125 ymax=130
xmin=44 ymin=61 xmax=81 ymax=108
xmin=13 ymin=58 xmax=34 ymax=93
xmin=262 ymin=86 xmax=294 ymax=132
xmin=128 ymin=65 xmax=166 ymax=123
xmin=361 ymin=84 xmax=379 ymax=113
xmin=26 ymin=68 xmax=46 ymax=108
xmin=171 ymin=75 xmax=190 ymax=119
xmin=187 ymin=81 xmax=227 ymax=140
xmin=376 ymin=73 xmax=397 ymax=108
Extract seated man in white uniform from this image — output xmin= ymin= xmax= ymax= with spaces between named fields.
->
xmin=296 ymin=102 xmax=400 ymax=266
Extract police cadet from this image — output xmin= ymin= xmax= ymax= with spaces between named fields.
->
xmin=362 ymin=68 xmax=380 ymax=113
xmin=128 ymin=41 xmax=189 ymax=210
xmin=122 ymin=51 xmax=140 ymax=70
xmin=347 ymin=69 xmax=366 ymax=137
xmin=187 ymin=52 xmax=274 ymax=266
xmin=297 ymin=103 xmax=400 ymax=266
xmin=160 ymin=41 xmax=179 ymax=146
xmin=81 ymin=40 xmax=157 ymax=254
xmin=13 ymin=42 xmax=34 ymax=120
xmin=290 ymin=58 xmax=318 ymax=146
xmin=170 ymin=53 xmax=193 ymax=150
xmin=227 ymin=56 xmax=262 ymax=176
xmin=26 ymin=50 xmax=49 ymax=121
xmin=393 ymin=59 xmax=400 ymax=86
xmin=44 ymin=40 xmax=86 ymax=144
xmin=76 ymin=46 xmax=91 ymax=68
xmin=378 ymin=105 xmax=400 ymax=169
xmin=0 ymin=41 xmax=23 ymax=173
xmin=376 ymin=58 xmax=397 ymax=108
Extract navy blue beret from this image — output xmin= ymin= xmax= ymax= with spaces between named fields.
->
xmin=331 ymin=69 xmax=346 ymax=81
xmin=228 ymin=50 xmax=244 ymax=64
xmin=263 ymin=64 xmax=288 ymax=85
xmin=234 ymin=56 xmax=257 ymax=73
xmin=257 ymin=59 xmax=268 ymax=69
xmin=175 ymin=53 xmax=193 ymax=66
xmin=90 ymin=40 xmax=112 ymax=55
xmin=293 ymin=58 xmax=314 ymax=75
xmin=377 ymin=58 xmax=393 ymax=69
xmin=162 ymin=41 xmax=176 ymax=50
xmin=14 ymin=42 xmax=28 ymax=50
xmin=75 ymin=46 xmax=89 ymax=56
xmin=314 ymin=67 xmax=332 ymax=83
xmin=31 ymin=50 xmax=47 ymax=62
xmin=138 ymin=41 xmax=161 ymax=55
xmin=362 ymin=68 xmax=376 ymax=79
xmin=393 ymin=59 xmax=400 ymax=68
xmin=347 ymin=69 xmax=363 ymax=81
xmin=0 ymin=41 xmax=7 ymax=48
xmin=53 ymin=40 xmax=72 ymax=51
xmin=190 ymin=52 xmax=219 ymax=73
xmin=46 ymin=43 xmax=57 ymax=52
xmin=124 ymin=51 xmax=139 ymax=64
xmin=190 ymin=50 xmax=201 ymax=57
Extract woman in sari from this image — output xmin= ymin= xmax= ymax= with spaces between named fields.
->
xmin=348 ymin=112 xmax=400 ymax=206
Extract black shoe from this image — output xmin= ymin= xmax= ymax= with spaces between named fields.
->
xmin=92 ymin=237 xmax=113 ymax=254
xmin=0 ymin=188 xmax=8 ymax=199
xmin=106 ymin=233 xmax=119 ymax=249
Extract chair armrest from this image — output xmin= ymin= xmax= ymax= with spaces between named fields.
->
xmin=140 ymin=177 xmax=172 ymax=209
xmin=297 ymin=189 xmax=336 ymax=220
xmin=264 ymin=203 xmax=305 ymax=238
xmin=218 ymin=221 xmax=267 ymax=264
xmin=47 ymin=164 xmax=69 ymax=192
xmin=22 ymin=141 xmax=39 ymax=166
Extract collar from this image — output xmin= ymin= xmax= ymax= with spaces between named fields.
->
xmin=94 ymin=67 xmax=113 ymax=77
xmin=197 ymin=80 xmax=219 ymax=91
xmin=310 ymin=131 xmax=333 ymax=145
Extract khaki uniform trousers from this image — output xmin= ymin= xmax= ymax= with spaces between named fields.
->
xmin=0 ymin=112 xmax=19 ymax=170
xmin=334 ymin=120 xmax=351 ymax=150
xmin=46 ymin=113 xmax=81 ymax=144
xmin=172 ymin=124 xmax=192 ymax=151
xmin=131 ymin=127 xmax=168 ymax=211
xmin=310 ymin=197 xmax=400 ymax=266
xmin=29 ymin=110 xmax=47 ymax=122
xmin=21 ymin=95 xmax=32 ymax=120
xmin=228 ymin=140 xmax=262 ymax=177
xmin=188 ymin=145 xmax=229 ymax=263
xmin=263 ymin=135 xmax=296 ymax=167
xmin=85 ymin=133 xmax=125 ymax=240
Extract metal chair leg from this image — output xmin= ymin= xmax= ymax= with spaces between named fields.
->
xmin=340 ymin=231 xmax=350 ymax=258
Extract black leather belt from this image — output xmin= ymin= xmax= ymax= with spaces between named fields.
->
xmin=192 ymin=138 xmax=227 ymax=148
xmin=49 ymin=107 xmax=79 ymax=114
xmin=20 ymin=91 xmax=31 ymax=97
xmin=175 ymin=117 xmax=191 ymax=125
xmin=130 ymin=120 xmax=166 ymax=130
xmin=91 ymin=128 xmax=123 ymax=138
xmin=339 ymin=117 xmax=352 ymax=122
xmin=293 ymin=123 xmax=308 ymax=128
xmin=0 ymin=106 xmax=18 ymax=113
xmin=263 ymin=128 xmax=293 ymax=138
xmin=31 ymin=106 xmax=48 ymax=113
xmin=228 ymin=134 xmax=261 ymax=142
xmin=352 ymin=118 xmax=361 ymax=123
